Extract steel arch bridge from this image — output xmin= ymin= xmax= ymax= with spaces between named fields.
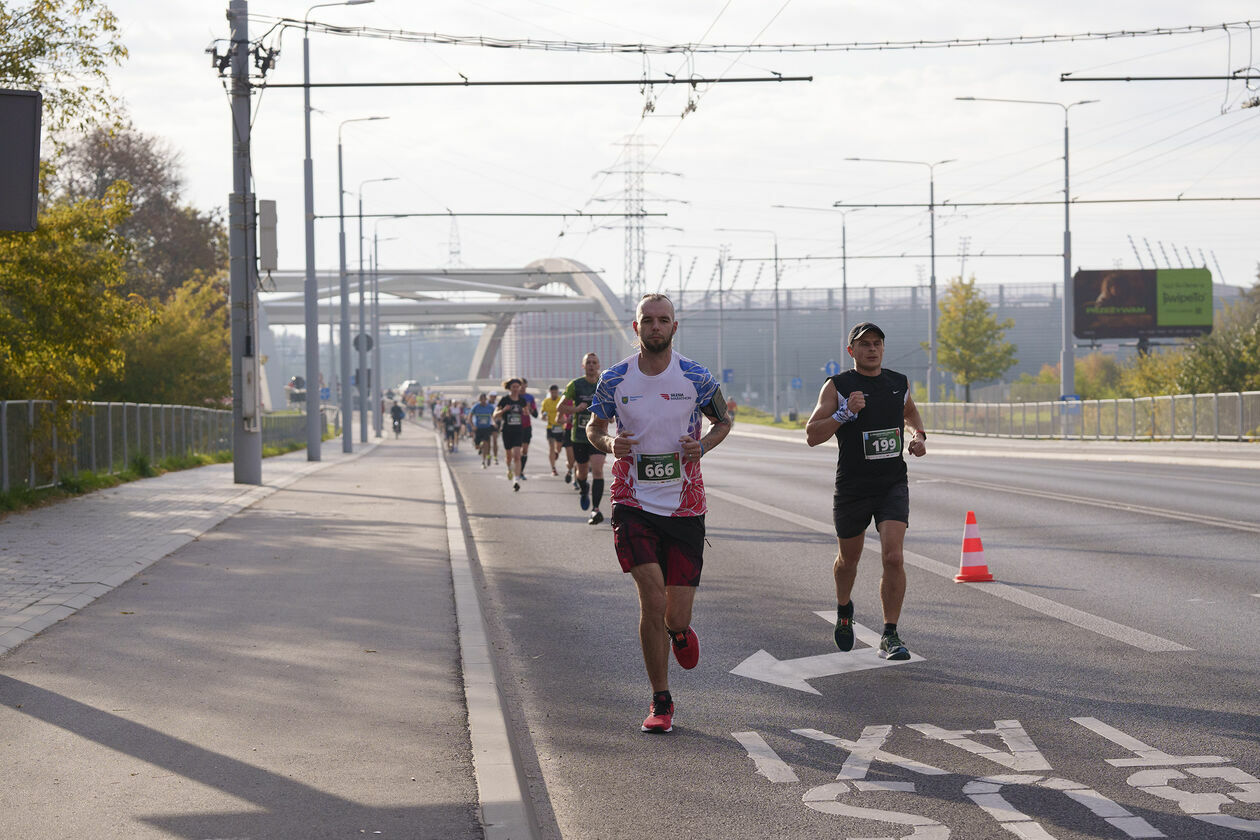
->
xmin=258 ymin=257 xmax=632 ymax=384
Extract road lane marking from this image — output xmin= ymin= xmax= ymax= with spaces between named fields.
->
xmin=732 ymin=731 xmax=800 ymax=783
xmin=727 ymin=430 xmax=1260 ymax=533
xmin=728 ymin=427 xmax=1260 ymax=471
xmin=707 ymin=487 xmax=1192 ymax=653
xmin=732 ymin=620 xmax=921 ymax=694
xmin=734 ymin=718 xmax=1249 ymax=839
xmin=935 ymin=476 xmax=1260 ymax=535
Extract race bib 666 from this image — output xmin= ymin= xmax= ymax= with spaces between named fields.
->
xmin=636 ymin=452 xmax=682 ymax=484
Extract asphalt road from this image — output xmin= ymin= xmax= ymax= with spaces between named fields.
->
xmin=449 ymin=429 xmax=1260 ymax=840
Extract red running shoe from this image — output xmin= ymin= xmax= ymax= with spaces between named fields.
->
xmin=670 ymin=626 xmax=699 ymax=670
xmin=641 ymin=693 xmax=674 ymax=733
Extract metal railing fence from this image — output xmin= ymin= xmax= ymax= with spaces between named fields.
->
xmin=920 ymin=391 xmax=1260 ymax=441
xmin=1 ymin=401 xmax=323 ymax=492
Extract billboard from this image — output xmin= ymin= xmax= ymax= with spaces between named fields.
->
xmin=0 ymin=89 xmax=42 ymax=232
xmin=1073 ymin=268 xmax=1213 ymax=340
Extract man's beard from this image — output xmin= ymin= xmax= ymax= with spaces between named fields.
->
xmin=641 ymin=333 xmax=673 ymax=353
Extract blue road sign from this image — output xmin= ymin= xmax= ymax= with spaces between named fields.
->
xmin=722 ymin=368 xmax=734 ymax=384
xmin=824 ymin=360 xmax=842 ymax=376
xmin=790 ymin=377 xmax=803 ymax=390
xmin=320 ymin=387 xmax=331 ymax=401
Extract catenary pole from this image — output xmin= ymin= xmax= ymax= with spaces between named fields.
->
xmin=227 ymin=0 xmax=262 ymax=484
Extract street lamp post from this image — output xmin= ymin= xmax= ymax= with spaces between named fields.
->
xmin=371 ymin=224 xmax=399 ymax=438
xmin=842 ymin=157 xmax=953 ymax=402
xmin=356 ymin=176 xmax=397 ymax=442
xmin=770 ymin=203 xmax=863 ymax=363
xmin=956 ymin=97 xmax=1098 ymax=401
xmin=302 ymin=0 xmax=375 ymax=459
xmin=836 ymin=208 xmax=863 ymax=347
xmin=337 ymin=115 xmax=388 ymax=452
xmin=717 ymin=228 xmax=780 ymax=420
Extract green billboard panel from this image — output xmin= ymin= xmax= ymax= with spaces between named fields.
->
xmin=1156 ymin=268 xmax=1213 ymax=328
xmin=1074 ymin=269 xmax=1213 ymax=339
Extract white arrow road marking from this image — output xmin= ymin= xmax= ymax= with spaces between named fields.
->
xmin=707 ymin=487 xmax=1192 ymax=653
xmin=730 ymin=618 xmax=922 ymax=694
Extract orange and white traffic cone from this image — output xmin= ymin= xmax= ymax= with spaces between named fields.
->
xmin=955 ymin=510 xmax=995 ymax=582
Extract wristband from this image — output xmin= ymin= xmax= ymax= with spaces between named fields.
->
xmin=699 ymin=441 xmax=706 ymax=456
xmin=831 ymin=402 xmax=857 ymax=424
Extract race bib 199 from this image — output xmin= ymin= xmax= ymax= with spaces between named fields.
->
xmin=862 ymin=427 xmax=902 ymax=460
xmin=635 ymin=452 xmax=682 ymax=484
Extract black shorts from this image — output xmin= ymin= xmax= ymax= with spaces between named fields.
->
xmin=546 ymin=429 xmax=566 ymax=444
xmin=474 ymin=427 xmax=493 ymax=445
xmin=521 ymin=427 xmax=533 ymax=444
xmin=611 ymin=505 xmax=705 ymax=587
xmin=572 ymin=439 xmax=602 ymax=464
xmin=502 ymin=426 xmax=525 ymax=450
xmin=833 ymin=482 xmax=910 ymax=540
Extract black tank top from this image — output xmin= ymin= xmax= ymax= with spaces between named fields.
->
xmin=827 ymin=368 xmax=909 ymax=493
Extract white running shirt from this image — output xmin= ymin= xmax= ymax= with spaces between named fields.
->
xmin=590 ymin=351 xmax=720 ymax=517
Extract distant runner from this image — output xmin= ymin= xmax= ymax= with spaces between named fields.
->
xmin=494 ymin=379 xmax=532 ymax=492
xmin=586 ymin=293 xmax=731 ymax=734
xmin=469 ymin=393 xmax=497 ymax=468
xmin=805 ymin=322 xmax=927 ymax=661
xmin=518 ymin=378 xmax=538 ymax=480
xmin=561 ymin=353 xmax=607 ymax=524
xmin=539 ymin=384 xmax=565 ymax=476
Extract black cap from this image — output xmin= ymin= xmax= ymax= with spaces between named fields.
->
xmin=847 ymin=322 xmax=885 ymax=345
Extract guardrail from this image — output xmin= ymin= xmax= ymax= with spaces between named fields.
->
xmin=0 ymin=401 xmax=325 ymax=492
xmin=920 ymin=391 xmax=1260 ymax=441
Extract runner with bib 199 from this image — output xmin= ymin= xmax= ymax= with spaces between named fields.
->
xmin=805 ymin=322 xmax=927 ymax=662
xmin=586 ymin=293 xmax=731 ymax=734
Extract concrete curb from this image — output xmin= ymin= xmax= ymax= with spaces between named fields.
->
xmin=435 ymin=432 xmax=535 ymax=840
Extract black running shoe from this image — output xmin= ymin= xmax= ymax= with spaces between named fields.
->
xmin=879 ymin=630 xmax=910 ymax=661
xmin=564 ymin=470 xmax=572 ymax=484
xmin=834 ymin=602 xmax=855 ymax=651
xmin=513 ymin=480 xmax=520 ymax=492
xmin=587 ymin=509 xmax=604 ymax=525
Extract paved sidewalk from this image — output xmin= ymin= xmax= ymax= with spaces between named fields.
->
xmin=0 ymin=444 xmax=363 ymax=654
xmin=0 ymin=431 xmax=484 ymax=839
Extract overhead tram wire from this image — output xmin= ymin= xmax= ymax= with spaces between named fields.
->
xmin=252 ymin=17 xmax=1257 ymax=54
xmin=259 ymin=75 xmax=810 ymax=89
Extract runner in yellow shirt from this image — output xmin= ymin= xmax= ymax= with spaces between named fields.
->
xmin=539 ymin=384 xmax=565 ymax=477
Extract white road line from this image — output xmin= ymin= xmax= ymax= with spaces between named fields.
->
xmin=707 ymin=487 xmax=1192 ymax=653
xmin=729 ymin=429 xmax=1260 ymax=533
xmin=732 ymin=731 xmax=800 ymax=783
xmin=936 ymin=476 xmax=1260 ymax=535
xmin=436 ymin=433 xmax=534 ymax=840
xmin=728 ymin=427 xmax=1260 ymax=471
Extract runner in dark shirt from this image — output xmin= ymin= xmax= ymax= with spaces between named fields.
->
xmin=805 ymin=322 xmax=927 ymax=661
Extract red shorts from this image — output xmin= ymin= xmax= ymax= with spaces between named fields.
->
xmin=611 ymin=505 xmax=705 ymax=587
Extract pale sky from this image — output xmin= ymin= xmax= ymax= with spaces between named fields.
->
xmin=103 ymin=1 xmax=1259 ymax=298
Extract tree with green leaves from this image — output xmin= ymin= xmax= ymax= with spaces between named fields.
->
xmin=47 ymin=126 xmax=229 ymax=300
xmin=0 ymin=183 xmax=150 ymax=399
xmin=0 ymin=0 xmax=127 ymax=135
xmin=1175 ymin=276 xmax=1260 ymax=394
xmin=0 ymin=183 xmax=151 ymax=473
xmin=933 ymin=276 xmax=1017 ymax=401
xmin=95 ymin=271 xmax=231 ymax=405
